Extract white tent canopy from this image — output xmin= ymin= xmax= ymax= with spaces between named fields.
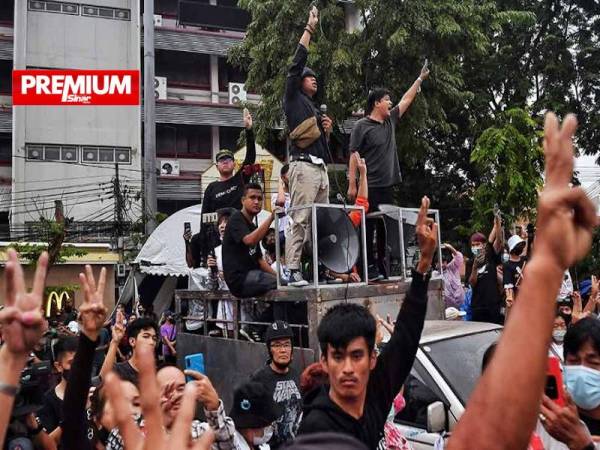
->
xmin=134 ymin=204 xmax=271 ymax=277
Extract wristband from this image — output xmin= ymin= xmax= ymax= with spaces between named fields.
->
xmin=418 ymin=77 xmax=423 ymax=82
xmin=0 ymin=381 xmax=19 ymax=397
xmin=304 ymin=26 xmax=314 ymax=35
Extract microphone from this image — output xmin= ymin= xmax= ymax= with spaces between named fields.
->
xmin=320 ymin=104 xmax=327 ymax=115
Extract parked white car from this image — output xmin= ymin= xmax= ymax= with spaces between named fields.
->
xmin=390 ymin=320 xmax=502 ymax=449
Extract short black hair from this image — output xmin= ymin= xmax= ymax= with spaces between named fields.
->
xmin=243 ymin=183 xmax=263 ymax=196
xmin=564 ymin=317 xmax=600 ymax=360
xmin=366 ymin=88 xmax=391 ymax=115
xmin=280 ymin=164 xmax=289 ymax=176
xmin=510 ymin=241 xmax=526 ymax=256
xmin=126 ymin=317 xmax=159 ymax=340
xmin=52 ymin=336 xmax=79 ymax=362
xmin=481 ymin=342 xmax=498 ymax=372
xmin=317 ymin=303 xmax=376 ymax=356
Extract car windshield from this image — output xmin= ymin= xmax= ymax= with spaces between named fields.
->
xmin=422 ymin=329 xmax=502 ymax=404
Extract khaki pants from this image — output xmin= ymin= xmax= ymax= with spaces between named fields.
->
xmin=286 ymin=161 xmax=329 ymax=270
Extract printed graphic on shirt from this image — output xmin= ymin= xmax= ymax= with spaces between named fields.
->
xmin=272 ymin=380 xmax=302 ymax=444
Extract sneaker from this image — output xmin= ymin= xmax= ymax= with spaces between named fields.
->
xmin=368 ymin=265 xmax=384 ymax=282
xmin=289 ymin=270 xmax=309 ymax=287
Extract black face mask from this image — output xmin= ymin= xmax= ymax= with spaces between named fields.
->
xmin=61 ymin=369 xmax=71 ymax=382
xmin=97 ymin=427 xmax=110 ymax=445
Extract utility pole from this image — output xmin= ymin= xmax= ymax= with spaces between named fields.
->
xmin=114 ymin=164 xmax=125 ymax=263
xmin=143 ymin=0 xmax=157 ymax=236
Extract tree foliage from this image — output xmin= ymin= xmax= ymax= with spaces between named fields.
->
xmin=231 ymin=0 xmax=600 ymax=248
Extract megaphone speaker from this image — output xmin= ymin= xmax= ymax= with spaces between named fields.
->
xmin=316 ymin=207 xmax=360 ymax=274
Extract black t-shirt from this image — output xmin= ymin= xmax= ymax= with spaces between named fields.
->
xmin=349 ymin=106 xmax=402 ymax=188
xmin=471 ymin=242 xmax=502 ymax=312
xmin=113 ymin=361 xmax=138 ymax=386
xmin=38 ymin=388 xmax=63 ymax=432
xmin=222 ymin=211 xmax=263 ymax=297
xmin=582 ymin=414 xmax=600 ymax=436
xmin=503 ymin=257 xmax=526 ymax=292
xmin=251 ymin=365 xmax=303 ymax=449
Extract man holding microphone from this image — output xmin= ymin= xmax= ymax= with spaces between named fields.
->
xmin=283 ymin=6 xmax=332 ymax=287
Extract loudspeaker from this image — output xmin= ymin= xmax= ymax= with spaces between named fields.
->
xmin=316 ymin=207 xmax=360 ymax=274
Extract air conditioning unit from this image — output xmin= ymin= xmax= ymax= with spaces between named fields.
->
xmin=117 ymin=264 xmax=126 ymax=277
xmin=228 ymin=82 xmax=247 ymax=105
xmin=154 ymin=76 xmax=167 ymax=100
xmin=160 ymin=160 xmax=180 ymax=176
xmin=153 ymin=14 xmax=163 ymax=26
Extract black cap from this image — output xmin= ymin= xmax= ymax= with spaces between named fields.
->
xmin=265 ymin=320 xmax=294 ymax=344
xmin=229 ymin=382 xmax=282 ymax=429
xmin=301 ymin=67 xmax=317 ymax=80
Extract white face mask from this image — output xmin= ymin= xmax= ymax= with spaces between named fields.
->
xmin=552 ymin=329 xmax=566 ymax=343
xmin=253 ymin=425 xmax=274 ymax=446
xmin=502 ymin=253 xmax=509 ymax=263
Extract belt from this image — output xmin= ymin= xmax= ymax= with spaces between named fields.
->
xmin=290 ymin=153 xmax=314 ymax=163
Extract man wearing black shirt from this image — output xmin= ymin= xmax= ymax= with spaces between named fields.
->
xmin=38 ymin=336 xmax=78 ymax=436
xmin=469 ymin=214 xmax=504 ymax=324
xmin=251 ymin=321 xmax=302 ymax=449
xmin=112 ymin=317 xmax=159 ymax=386
xmin=298 ymin=196 xmax=437 ymax=449
xmin=186 ymin=109 xmax=256 ymax=268
xmin=503 ymin=234 xmax=527 ymax=310
xmin=223 ymin=183 xmax=278 ymax=298
xmin=283 ymin=6 xmax=333 ymax=287
xmin=347 ymin=65 xmax=429 ymax=280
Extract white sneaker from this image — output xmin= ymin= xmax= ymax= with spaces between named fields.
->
xmin=289 ymin=270 xmax=309 ymax=287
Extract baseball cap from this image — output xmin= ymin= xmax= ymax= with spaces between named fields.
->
xmin=507 ymin=235 xmax=525 ymax=253
xmin=215 ymin=149 xmax=234 ymax=162
xmin=445 ymin=307 xmax=466 ymax=320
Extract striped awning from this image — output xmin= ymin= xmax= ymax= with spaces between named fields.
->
xmin=0 ymin=38 xmax=12 ymax=61
xmin=0 ymin=108 xmax=11 ymax=133
xmin=157 ymin=177 xmax=202 ymax=201
xmin=149 ymin=101 xmax=244 ymax=127
xmin=143 ymin=28 xmax=242 ymax=56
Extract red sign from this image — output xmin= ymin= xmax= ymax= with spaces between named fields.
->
xmin=12 ymin=70 xmax=140 ymax=106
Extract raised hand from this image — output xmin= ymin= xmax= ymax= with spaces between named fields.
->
xmin=243 ymin=107 xmax=252 ymax=130
xmin=540 ymin=393 xmax=593 ymax=450
xmin=535 ymin=114 xmax=597 ymax=270
xmin=420 ymin=61 xmax=430 ymax=80
xmin=307 ymin=5 xmax=318 ymax=29
xmin=78 ymin=265 xmax=108 ymax=341
xmin=355 ymin=153 xmax=367 ymax=175
xmin=415 ymin=196 xmax=438 ymax=273
xmin=0 ymin=249 xmax=48 ymax=358
xmin=105 ymin=346 xmax=215 ymax=450
xmin=184 ymin=370 xmax=220 ymax=411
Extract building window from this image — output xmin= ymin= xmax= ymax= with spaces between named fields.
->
xmin=218 ymin=57 xmax=247 ymax=92
xmin=25 ymin=144 xmax=131 ymax=164
xmin=82 ymin=146 xmax=132 ymax=164
xmin=0 ymin=134 xmax=10 ymax=163
xmin=219 ymin=127 xmax=243 ymax=153
xmin=156 ymin=50 xmax=211 ymax=88
xmin=0 ymin=61 xmax=11 ymax=95
xmin=28 ymin=1 xmax=79 ymax=15
xmin=81 ymin=4 xmax=131 ymax=20
xmin=157 ymin=124 xmax=212 ymax=159
xmin=0 ymin=2 xmax=14 ymax=23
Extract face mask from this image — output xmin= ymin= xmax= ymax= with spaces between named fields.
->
xmin=552 ymin=329 xmax=566 ymax=343
xmin=564 ymin=365 xmax=600 ymax=410
xmin=253 ymin=425 xmax=274 ymax=446
xmin=471 ymin=247 xmax=480 ymax=256
xmin=62 ymin=369 xmax=71 ymax=382
xmin=502 ymin=253 xmax=509 ymax=263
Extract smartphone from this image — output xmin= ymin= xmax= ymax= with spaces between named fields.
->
xmin=545 ymin=356 xmax=565 ymax=406
xmin=184 ymin=222 xmax=191 ymax=234
xmin=184 ymin=353 xmax=205 ymax=382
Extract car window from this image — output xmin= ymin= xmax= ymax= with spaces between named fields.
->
xmin=423 ymin=330 xmax=501 ymax=404
xmin=395 ymin=359 xmax=448 ymax=429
